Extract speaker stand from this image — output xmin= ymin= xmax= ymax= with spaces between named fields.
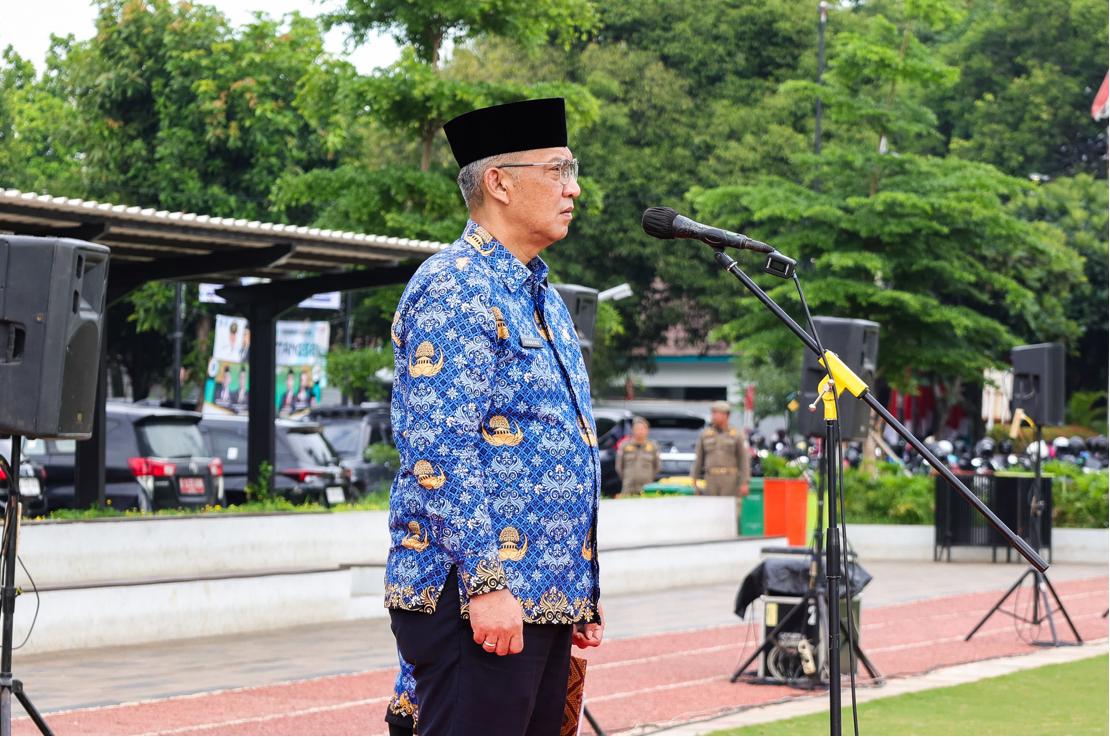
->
xmin=0 ymin=437 xmax=51 ymax=736
xmin=965 ymin=425 xmax=1080 ymax=647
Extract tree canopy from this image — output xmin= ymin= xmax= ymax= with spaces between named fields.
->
xmin=0 ymin=0 xmax=1105 ymax=409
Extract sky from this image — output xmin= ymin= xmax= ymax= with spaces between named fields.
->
xmin=1 ymin=0 xmax=402 ymax=73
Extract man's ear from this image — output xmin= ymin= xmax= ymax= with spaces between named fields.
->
xmin=483 ymin=165 xmax=513 ymax=207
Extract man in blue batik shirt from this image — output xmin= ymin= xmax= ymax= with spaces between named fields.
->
xmin=385 ymin=98 xmax=604 ymax=735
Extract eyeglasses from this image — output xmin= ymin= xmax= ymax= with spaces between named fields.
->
xmin=498 ymin=158 xmax=579 ymax=184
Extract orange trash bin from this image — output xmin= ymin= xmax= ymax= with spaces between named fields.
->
xmin=763 ymin=477 xmax=810 ymax=546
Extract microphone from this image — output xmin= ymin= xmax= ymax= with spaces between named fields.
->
xmin=641 ymin=207 xmax=774 ymax=254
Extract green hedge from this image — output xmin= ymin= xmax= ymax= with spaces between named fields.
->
xmin=1041 ymin=462 xmax=1108 ymax=529
xmin=831 ymin=462 xmax=1108 ymax=528
xmin=839 ymin=463 xmax=935 ymax=525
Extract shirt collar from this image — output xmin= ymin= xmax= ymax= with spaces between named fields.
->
xmin=462 ymin=220 xmax=549 ymax=293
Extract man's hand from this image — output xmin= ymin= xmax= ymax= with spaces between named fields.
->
xmin=469 ymin=588 xmax=524 ymax=656
xmin=739 ymin=482 xmax=750 ymax=496
xmin=573 ymin=602 xmax=605 ymax=649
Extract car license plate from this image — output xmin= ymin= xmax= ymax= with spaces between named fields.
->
xmin=18 ymin=478 xmax=40 ymax=498
xmin=325 ymin=486 xmax=345 ymax=504
xmin=179 ymin=477 xmax=206 ymax=495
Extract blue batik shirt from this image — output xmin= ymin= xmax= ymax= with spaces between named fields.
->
xmin=387 ymin=654 xmax=417 ymax=725
xmin=385 ymin=220 xmax=601 ymax=625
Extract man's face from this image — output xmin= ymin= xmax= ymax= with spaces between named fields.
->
xmin=632 ymin=422 xmax=649 ymax=443
xmin=711 ymin=410 xmax=730 ymax=428
xmin=500 ymin=147 xmax=580 ymax=246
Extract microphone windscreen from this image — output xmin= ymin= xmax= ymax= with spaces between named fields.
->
xmin=641 ymin=207 xmax=679 ymax=239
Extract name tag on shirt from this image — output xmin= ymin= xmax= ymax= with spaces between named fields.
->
xmin=519 ymin=335 xmax=543 ymax=349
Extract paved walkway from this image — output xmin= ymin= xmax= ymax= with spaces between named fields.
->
xmin=8 ymin=561 xmax=1108 ymax=734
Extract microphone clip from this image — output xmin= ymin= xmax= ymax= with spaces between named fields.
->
xmin=763 ymin=251 xmax=797 ymax=279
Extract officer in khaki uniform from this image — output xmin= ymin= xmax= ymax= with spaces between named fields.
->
xmin=616 ymin=416 xmax=661 ymax=496
xmin=692 ymin=401 xmax=751 ymax=497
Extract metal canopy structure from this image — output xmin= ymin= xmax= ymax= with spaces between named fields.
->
xmin=0 ymin=188 xmax=446 ymax=504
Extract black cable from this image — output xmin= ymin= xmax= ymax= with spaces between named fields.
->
xmin=835 ymin=420 xmax=861 ymax=735
xmin=13 ymin=556 xmax=39 ymax=650
xmin=0 ymin=449 xmax=41 ymax=649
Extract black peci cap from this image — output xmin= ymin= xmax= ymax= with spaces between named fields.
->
xmin=444 ymin=98 xmax=567 ymax=168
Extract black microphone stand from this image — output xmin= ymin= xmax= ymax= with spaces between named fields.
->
xmin=0 ymin=437 xmax=51 ymax=736
xmin=709 ymin=248 xmax=1048 ymax=737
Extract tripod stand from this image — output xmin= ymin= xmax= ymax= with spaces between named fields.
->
xmin=965 ymin=423 xmax=1081 ymax=646
xmin=731 ymin=386 xmax=882 ymax=696
xmin=0 ymin=436 xmax=51 ymax=735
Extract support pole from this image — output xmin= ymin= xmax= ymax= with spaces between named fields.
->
xmin=172 ymin=282 xmax=183 ymax=409
xmin=245 ymin=305 xmax=277 ymax=487
xmin=73 ymin=340 xmax=107 ymax=509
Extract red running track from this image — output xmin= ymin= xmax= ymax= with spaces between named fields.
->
xmin=16 ymin=576 xmax=1107 ymax=736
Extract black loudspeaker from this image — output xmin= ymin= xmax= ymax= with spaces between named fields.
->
xmin=1011 ymin=343 xmax=1065 ymax=427
xmin=553 ymin=284 xmax=597 ymax=372
xmin=0 ymin=236 xmax=110 ymax=439
xmin=799 ymin=317 xmax=880 ymax=440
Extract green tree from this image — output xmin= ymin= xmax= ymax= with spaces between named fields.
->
xmin=326 ymin=345 xmax=394 ymax=402
xmin=323 ymin=0 xmax=599 ymax=66
xmin=1009 ymin=174 xmax=1109 ymax=393
xmin=45 ymin=1 xmax=344 ymax=398
xmin=735 ymin=345 xmax=802 ymax=425
xmin=60 ymin=0 xmax=336 ymax=217
xmin=0 ymin=45 xmax=84 ymax=195
xmin=323 ymin=0 xmax=598 ymax=169
xmin=690 ymin=0 xmax=1085 ymax=434
xmin=935 ymin=0 xmax=1108 ymax=178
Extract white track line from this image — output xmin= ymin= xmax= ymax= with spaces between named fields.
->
xmin=148 ymin=697 xmax=391 ymax=736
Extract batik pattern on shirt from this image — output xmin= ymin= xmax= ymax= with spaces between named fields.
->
xmin=385 ymin=220 xmax=601 ymax=625
xmin=388 ymin=654 xmax=417 ymax=724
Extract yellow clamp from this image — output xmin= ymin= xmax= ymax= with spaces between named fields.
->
xmin=818 ymin=350 xmax=869 ymax=398
xmin=807 ymin=351 xmax=870 ymax=422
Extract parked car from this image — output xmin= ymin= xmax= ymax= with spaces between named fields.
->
xmin=199 ymin=414 xmax=352 ymax=506
xmin=0 ymin=438 xmax=49 ymax=517
xmin=307 ymin=403 xmax=395 ymax=494
xmin=593 ymin=408 xmax=708 ymax=495
xmin=25 ymin=403 xmax=224 ymax=512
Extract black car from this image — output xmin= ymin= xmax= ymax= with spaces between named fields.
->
xmin=308 ymin=403 xmax=395 ymax=494
xmin=199 ymin=414 xmax=352 ymax=506
xmin=593 ymin=408 xmax=708 ymax=496
xmin=0 ymin=438 xmax=49 ymax=517
xmin=26 ymin=403 xmax=224 ymax=512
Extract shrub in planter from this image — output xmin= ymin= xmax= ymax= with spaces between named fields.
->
xmin=840 ymin=463 xmax=933 ymax=525
xmin=1043 ymin=461 xmax=1108 ymax=529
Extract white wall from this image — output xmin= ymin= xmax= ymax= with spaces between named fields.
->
xmin=846 ymin=523 xmax=1108 ymax=565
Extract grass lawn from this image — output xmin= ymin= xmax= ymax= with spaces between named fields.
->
xmin=714 ymin=655 xmax=1108 ymax=736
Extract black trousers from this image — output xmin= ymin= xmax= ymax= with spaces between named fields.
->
xmin=390 ymin=568 xmax=572 ymax=736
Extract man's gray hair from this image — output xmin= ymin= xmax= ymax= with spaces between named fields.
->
xmin=457 ymin=153 xmax=515 ymax=210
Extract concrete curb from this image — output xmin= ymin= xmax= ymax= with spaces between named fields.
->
xmin=638 ymin=638 xmax=1110 ymax=735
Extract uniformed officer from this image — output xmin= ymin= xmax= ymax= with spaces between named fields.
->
xmin=616 ymin=416 xmax=660 ymax=496
xmin=692 ymin=400 xmax=751 ymax=497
